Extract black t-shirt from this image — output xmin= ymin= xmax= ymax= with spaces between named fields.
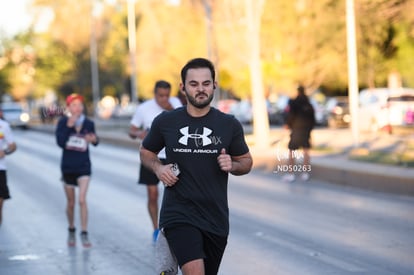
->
xmin=56 ymin=116 xmax=98 ymax=174
xmin=286 ymin=96 xmax=316 ymax=130
xmin=142 ymin=107 xmax=249 ymax=236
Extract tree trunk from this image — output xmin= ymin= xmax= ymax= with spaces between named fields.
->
xmin=245 ymin=0 xmax=270 ymax=149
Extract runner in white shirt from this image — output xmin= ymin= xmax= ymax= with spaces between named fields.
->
xmin=129 ymin=80 xmax=182 ymax=243
xmin=0 ymin=109 xmax=17 ymax=226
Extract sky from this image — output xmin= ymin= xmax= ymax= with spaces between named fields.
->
xmin=0 ymin=1 xmax=185 ymax=38
xmin=0 ymin=0 xmax=33 ymax=37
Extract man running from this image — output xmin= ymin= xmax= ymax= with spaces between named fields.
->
xmin=129 ymin=80 xmax=182 ymax=243
xmin=0 ymin=107 xmax=17 ymax=226
xmin=140 ymin=58 xmax=253 ymax=274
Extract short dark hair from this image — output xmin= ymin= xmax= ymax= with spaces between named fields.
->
xmin=297 ymin=85 xmax=305 ymax=95
xmin=180 ymin=58 xmax=216 ymax=84
xmin=154 ymin=80 xmax=171 ymax=93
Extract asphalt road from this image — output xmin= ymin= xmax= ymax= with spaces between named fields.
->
xmin=1 ymin=130 xmax=413 ymax=275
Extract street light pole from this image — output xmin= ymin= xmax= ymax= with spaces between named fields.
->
xmin=202 ymin=0 xmax=212 ymax=60
xmin=90 ymin=1 xmax=102 ymax=117
xmin=127 ymin=0 xmax=138 ymax=103
xmin=346 ymin=0 xmax=360 ymax=147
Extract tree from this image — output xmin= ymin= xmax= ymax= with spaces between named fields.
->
xmin=3 ymin=0 xmax=413 ymax=109
xmin=31 ymin=0 xmax=130 ymax=105
xmin=0 ymin=33 xmax=36 ymax=101
xmin=356 ymin=0 xmax=414 ymax=88
xmin=245 ymin=0 xmax=270 ymax=149
xmin=0 ymin=38 xmax=12 ymax=99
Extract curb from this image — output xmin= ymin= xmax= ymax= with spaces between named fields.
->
xmin=250 ymin=150 xmax=414 ymax=197
xmin=310 ymin=163 xmax=414 ymax=196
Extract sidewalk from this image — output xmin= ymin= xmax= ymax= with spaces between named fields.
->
xmin=30 ymin=119 xmax=414 ymax=196
xmin=248 ymin=127 xmax=414 ymax=196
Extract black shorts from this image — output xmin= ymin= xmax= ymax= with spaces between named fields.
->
xmin=164 ymin=224 xmax=227 ymax=275
xmin=0 ymin=170 xmax=10 ymax=200
xmin=61 ymin=173 xmax=90 ymax=187
xmin=138 ymin=159 xmax=166 ymax=185
xmin=288 ymin=130 xmax=311 ymax=150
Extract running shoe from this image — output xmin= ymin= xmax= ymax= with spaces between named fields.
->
xmin=68 ymin=227 xmax=76 ymax=247
xmin=153 ymin=228 xmax=160 ymax=244
xmin=301 ymin=172 xmax=310 ymax=181
xmin=155 ymin=229 xmax=178 ymax=275
xmin=80 ymin=231 xmax=92 ymax=248
xmin=282 ymin=173 xmax=295 ymax=183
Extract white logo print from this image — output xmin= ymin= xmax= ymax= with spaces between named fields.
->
xmin=179 ymin=126 xmax=212 ymax=146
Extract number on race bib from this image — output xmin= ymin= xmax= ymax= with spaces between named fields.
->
xmin=66 ymin=135 xmax=87 ymax=151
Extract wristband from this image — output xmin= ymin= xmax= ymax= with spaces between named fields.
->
xmin=4 ymin=148 xmax=11 ymax=155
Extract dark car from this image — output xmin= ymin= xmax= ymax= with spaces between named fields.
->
xmin=267 ymin=96 xmax=290 ymax=125
xmin=325 ymin=96 xmax=350 ymax=128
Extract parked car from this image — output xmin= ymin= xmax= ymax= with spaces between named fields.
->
xmin=229 ymin=99 xmax=253 ymax=124
xmin=268 ymin=95 xmax=290 ymax=125
xmin=310 ymin=98 xmax=328 ymax=126
xmin=217 ymin=99 xmax=238 ymax=114
xmin=325 ymin=96 xmax=350 ymax=128
xmin=1 ymin=102 xmax=30 ymax=129
xmin=381 ymin=91 xmax=414 ymax=133
xmin=358 ymin=87 xmax=414 ymax=133
xmin=269 ymin=95 xmax=327 ymax=126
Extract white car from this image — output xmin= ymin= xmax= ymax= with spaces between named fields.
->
xmin=1 ymin=102 xmax=30 ymax=128
xmin=310 ymin=98 xmax=328 ymax=126
xmin=358 ymin=87 xmax=414 ymax=133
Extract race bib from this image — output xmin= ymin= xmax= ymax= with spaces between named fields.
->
xmin=66 ymin=135 xmax=87 ymax=151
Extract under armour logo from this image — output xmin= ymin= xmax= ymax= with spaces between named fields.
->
xmin=179 ymin=126 xmax=212 ymax=146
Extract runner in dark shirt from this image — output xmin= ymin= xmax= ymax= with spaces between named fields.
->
xmin=283 ymin=85 xmax=315 ymax=182
xmin=56 ymin=93 xmax=99 ymax=247
xmin=140 ymin=58 xmax=252 ymax=275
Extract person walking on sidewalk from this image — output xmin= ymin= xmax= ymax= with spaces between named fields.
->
xmin=283 ymin=85 xmax=315 ymax=182
xmin=56 ymin=93 xmax=99 ymax=247
xmin=129 ymin=80 xmax=182 ymax=244
xmin=140 ymin=58 xmax=253 ymax=275
xmin=0 ymin=107 xmax=17 ymax=226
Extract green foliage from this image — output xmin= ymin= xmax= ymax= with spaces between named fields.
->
xmin=392 ymin=22 xmax=414 ymax=87
xmin=33 ymin=36 xmax=75 ymax=98
xmin=355 ymin=0 xmax=413 ymax=88
xmin=2 ymin=0 xmax=414 ymax=102
xmin=0 ymin=71 xmax=11 ymax=98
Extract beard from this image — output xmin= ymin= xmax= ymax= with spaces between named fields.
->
xmin=185 ymin=91 xmax=214 ymax=109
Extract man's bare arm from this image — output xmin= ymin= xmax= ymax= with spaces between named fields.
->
xmin=0 ymin=142 xmax=17 ymax=158
xmin=140 ymin=146 xmax=179 ymax=186
xmin=139 ymin=146 xmax=162 ymax=173
xmin=129 ymin=125 xmax=147 ymax=140
xmin=230 ymin=152 xmax=253 ymax=175
xmin=217 ymin=149 xmax=253 ymax=176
